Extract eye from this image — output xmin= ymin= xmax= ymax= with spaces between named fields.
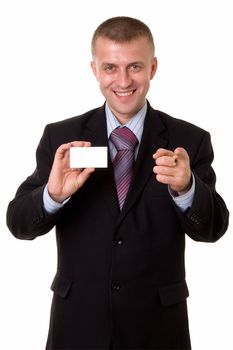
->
xmin=104 ymin=64 xmax=115 ymax=73
xmin=129 ymin=63 xmax=143 ymax=72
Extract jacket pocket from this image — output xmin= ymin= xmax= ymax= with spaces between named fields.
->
xmin=158 ymin=281 xmax=189 ymax=306
xmin=50 ymin=271 xmax=72 ymax=298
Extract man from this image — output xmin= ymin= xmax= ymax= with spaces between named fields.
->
xmin=7 ymin=16 xmax=229 ymax=349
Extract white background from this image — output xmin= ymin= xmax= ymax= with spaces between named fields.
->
xmin=0 ymin=1 xmax=232 ymax=349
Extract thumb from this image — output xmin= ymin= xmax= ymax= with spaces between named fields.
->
xmin=174 ymin=147 xmax=189 ymax=161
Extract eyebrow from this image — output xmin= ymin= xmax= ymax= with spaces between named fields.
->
xmin=101 ymin=61 xmax=145 ymax=67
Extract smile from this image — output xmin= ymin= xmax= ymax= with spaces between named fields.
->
xmin=114 ymin=89 xmax=136 ymax=97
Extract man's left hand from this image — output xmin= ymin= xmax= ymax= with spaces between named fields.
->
xmin=153 ymin=147 xmax=192 ymax=195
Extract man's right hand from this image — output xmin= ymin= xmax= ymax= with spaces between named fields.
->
xmin=47 ymin=141 xmax=95 ymax=203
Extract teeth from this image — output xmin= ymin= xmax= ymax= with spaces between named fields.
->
xmin=115 ymin=91 xmax=134 ymax=97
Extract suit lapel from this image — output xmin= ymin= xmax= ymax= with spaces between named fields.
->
xmin=81 ymin=105 xmax=120 ymax=220
xmin=117 ymin=105 xmax=169 ymax=225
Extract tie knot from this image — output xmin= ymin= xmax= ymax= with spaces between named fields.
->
xmin=110 ymin=127 xmax=138 ymax=151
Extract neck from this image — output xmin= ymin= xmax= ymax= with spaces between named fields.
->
xmin=108 ymin=103 xmax=146 ymax=125
xmin=115 ymin=115 xmax=134 ymax=125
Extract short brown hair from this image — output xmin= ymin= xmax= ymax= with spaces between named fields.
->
xmin=91 ymin=16 xmax=155 ymax=56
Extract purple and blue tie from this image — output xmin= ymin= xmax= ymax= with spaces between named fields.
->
xmin=110 ymin=127 xmax=138 ymax=209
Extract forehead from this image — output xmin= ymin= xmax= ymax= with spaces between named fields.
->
xmin=93 ymin=36 xmax=154 ymax=62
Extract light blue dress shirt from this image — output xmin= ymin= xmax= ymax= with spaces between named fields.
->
xmin=43 ymin=102 xmax=195 ymax=213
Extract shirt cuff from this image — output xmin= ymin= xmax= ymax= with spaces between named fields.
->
xmin=43 ymin=184 xmax=70 ymax=214
xmin=168 ymin=174 xmax=195 ymax=212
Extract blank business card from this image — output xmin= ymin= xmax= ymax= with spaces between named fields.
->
xmin=70 ymin=147 xmax=108 ymax=168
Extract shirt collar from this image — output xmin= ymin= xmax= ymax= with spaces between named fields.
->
xmin=105 ymin=102 xmax=147 ymax=143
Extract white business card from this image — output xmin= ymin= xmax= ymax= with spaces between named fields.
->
xmin=70 ymin=147 xmax=108 ymax=168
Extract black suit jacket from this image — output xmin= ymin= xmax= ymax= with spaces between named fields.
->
xmin=7 ymin=103 xmax=229 ymax=349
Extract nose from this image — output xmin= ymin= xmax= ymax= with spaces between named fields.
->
xmin=116 ymin=68 xmax=132 ymax=89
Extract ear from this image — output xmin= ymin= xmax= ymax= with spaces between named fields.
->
xmin=90 ymin=61 xmax=97 ymax=78
xmin=150 ymin=57 xmax=158 ymax=80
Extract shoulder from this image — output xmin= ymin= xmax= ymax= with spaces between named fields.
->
xmin=148 ymin=106 xmax=211 ymax=147
xmin=156 ymin=109 xmax=208 ymax=136
xmin=147 ymin=104 xmax=212 ymax=157
xmin=46 ymin=105 xmax=104 ymax=132
xmin=38 ymin=105 xmax=105 ymax=152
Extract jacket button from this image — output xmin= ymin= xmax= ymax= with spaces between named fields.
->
xmin=114 ymin=236 xmax=123 ymax=245
xmin=190 ymin=213 xmax=200 ymax=224
xmin=112 ymin=282 xmax=121 ymax=291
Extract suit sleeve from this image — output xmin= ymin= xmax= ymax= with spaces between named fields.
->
xmin=175 ymin=131 xmax=229 ymax=242
xmin=6 ymin=125 xmax=64 ymax=240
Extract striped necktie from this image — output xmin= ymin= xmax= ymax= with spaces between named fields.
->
xmin=110 ymin=127 xmax=138 ymax=209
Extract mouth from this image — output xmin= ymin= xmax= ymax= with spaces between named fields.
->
xmin=114 ymin=89 xmax=136 ymax=97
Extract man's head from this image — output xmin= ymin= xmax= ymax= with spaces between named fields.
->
xmin=91 ymin=17 xmax=157 ymax=123
xmin=91 ymin=16 xmax=155 ymax=57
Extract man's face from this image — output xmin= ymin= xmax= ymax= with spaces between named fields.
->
xmin=91 ymin=36 xmax=157 ymax=123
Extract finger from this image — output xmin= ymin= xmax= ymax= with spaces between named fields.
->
xmin=153 ymin=148 xmax=175 ymax=160
xmin=155 ymin=174 xmax=174 ymax=186
xmin=155 ymin=155 xmax=177 ymax=167
xmin=153 ymin=164 xmax=177 ymax=176
xmin=55 ymin=143 xmax=72 ymax=160
xmin=70 ymin=141 xmax=92 ymax=148
xmin=57 ymin=143 xmax=71 ymax=152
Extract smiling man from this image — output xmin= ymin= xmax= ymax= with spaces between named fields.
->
xmin=7 ymin=16 xmax=229 ymax=350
